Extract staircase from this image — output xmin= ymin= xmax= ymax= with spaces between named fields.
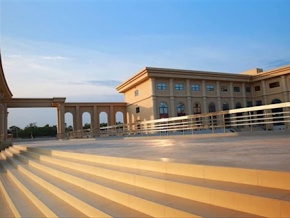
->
xmin=1 ymin=145 xmax=290 ymax=217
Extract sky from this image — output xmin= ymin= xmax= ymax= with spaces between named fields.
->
xmin=1 ymin=0 xmax=290 ymax=128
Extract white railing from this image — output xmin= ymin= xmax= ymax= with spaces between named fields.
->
xmin=65 ymin=102 xmax=290 ymax=139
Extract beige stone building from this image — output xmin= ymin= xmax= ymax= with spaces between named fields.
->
xmin=116 ymin=65 xmax=290 ymax=124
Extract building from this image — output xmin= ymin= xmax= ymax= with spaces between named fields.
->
xmin=116 ymin=65 xmax=290 ymax=124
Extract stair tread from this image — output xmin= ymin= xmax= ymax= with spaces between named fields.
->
xmin=3 ymin=161 xmax=88 ymax=217
xmin=17 ymin=153 xmax=262 ymax=218
xmin=0 ymin=168 xmax=45 ymax=217
xmin=0 ymin=180 xmax=14 ymax=218
xmin=22 ymin=148 xmax=290 ymax=201
xmin=6 ymin=155 xmax=152 ymax=218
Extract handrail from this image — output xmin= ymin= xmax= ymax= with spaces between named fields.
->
xmin=65 ymin=102 xmax=290 ymax=139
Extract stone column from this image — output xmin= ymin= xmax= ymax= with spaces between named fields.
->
xmin=169 ymin=79 xmax=175 ymax=117
xmin=261 ymin=80 xmax=268 ymax=105
xmin=216 ymin=81 xmax=221 ymax=111
xmin=0 ymin=104 xmax=5 ymax=141
xmin=93 ymin=106 xmax=99 ymax=134
xmin=242 ymin=83 xmax=247 ymax=107
xmin=186 ymin=79 xmax=192 ymax=115
xmin=75 ymin=106 xmax=81 ymax=131
xmin=151 ymin=78 xmax=158 ymax=119
xmin=57 ymin=103 xmax=65 ymax=139
xmin=281 ymin=75 xmax=289 ymax=102
xmin=202 ymin=80 xmax=207 ymax=113
xmin=109 ymin=105 xmax=114 ymax=126
xmin=229 ymin=82 xmax=234 ymax=109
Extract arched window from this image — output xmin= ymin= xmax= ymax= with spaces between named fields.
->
xmin=271 ymin=99 xmax=284 ymax=126
xmin=177 ymin=102 xmax=186 ymax=116
xmin=222 ymin=103 xmax=229 ymax=110
xmin=235 ymin=102 xmax=242 ymax=109
xmin=223 ymin=103 xmax=230 ymax=126
xmin=159 ymin=102 xmax=169 ymax=118
xmin=208 ymin=102 xmax=216 ymax=113
xmin=193 ymin=103 xmax=201 ymax=114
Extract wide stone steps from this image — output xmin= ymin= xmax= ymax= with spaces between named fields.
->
xmin=0 ymin=145 xmax=289 ymax=217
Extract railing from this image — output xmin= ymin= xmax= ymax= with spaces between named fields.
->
xmin=65 ymin=102 xmax=290 ymax=139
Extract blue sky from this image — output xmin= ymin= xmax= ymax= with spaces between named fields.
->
xmin=1 ymin=0 xmax=290 ymax=128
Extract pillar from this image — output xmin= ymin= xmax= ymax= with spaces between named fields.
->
xmin=186 ymin=79 xmax=192 ymax=115
xmin=0 ymin=104 xmax=5 ymax=141
xmin=281 ymin=75 xmax=289 ymax=102
xmin=202 ymin=80 xmax=207 ymax=113
xmin=109 ymin=105 xmax=114 ymax=126
xmin=261 ymin=80 xmax=268 ymax=105
xmin=151 ymin=78 xmax=158 ymax=119
xmin=229 ymin=82 xmax=234 ymax=109
xmin=57 ymin=103 xmax=65 ymax=139
xmin=169 ymin=79 xmax=175 ymax=117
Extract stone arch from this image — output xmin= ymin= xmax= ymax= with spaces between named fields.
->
xmin=82 ymin=112 xmax=91 ymax=130
xmin=65 ymin=112 xmax=74 ymax=132
xmin=115 ymin=111 xmax=124 ymax=124
xmin=99 ymin=111 xmax=108 ymax=127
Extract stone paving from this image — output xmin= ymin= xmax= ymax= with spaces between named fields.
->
xmin=14 ymin=131 xmax=290 ymax=172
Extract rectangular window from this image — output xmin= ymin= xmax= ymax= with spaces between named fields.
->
xmin=136 ymin=107 xmax=140 ymax=113
xmin=256 ymin=100 xmax=262 ymax=106
xmin=221 ymin=86 xmax=228 ymax=92
xmin=269 ymin=81 xmax=280 ymax=88
xmin=206 ymin=85 xmax=214 ymax=91
xmin=246 ymin=86 xmax=251 ymax=92
xmin=157 ymin=83 xmax=167 ymax=90
xmin=233 ymin=86 xmax=240 ymax=92
xmin=134 ymin=90 xmax=139 ymax=96
xmin=255 ymin=86 xmax=260 ymax=91
xmin=191 ymin=84 xmax=200 ymax=91
xmin=247 ymin=101 xmax=253 ymax=107
xmin=175 ymin=83 xmax=184 ymax=90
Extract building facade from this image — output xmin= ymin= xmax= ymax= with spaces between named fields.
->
xmin=116 ymin=65 xmax=290 ymax=124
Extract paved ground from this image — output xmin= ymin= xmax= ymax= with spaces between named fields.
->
xmin=14 ymin=131 xmax=290 ymax=172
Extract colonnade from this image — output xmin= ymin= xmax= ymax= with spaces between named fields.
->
xmin=57 ymin=102 xmax=127 ymax=138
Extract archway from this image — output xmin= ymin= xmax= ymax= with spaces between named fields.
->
xmin=82 ymin=112 xmax=91 ymax=130
xmin=99 ymin=112 xmax=108 ymax=128
xmin=65 ymin=112 xmax=73 ymax=132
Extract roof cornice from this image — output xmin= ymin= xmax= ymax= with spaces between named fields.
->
xmin=0 ymin=50 xmax=13 ymax=99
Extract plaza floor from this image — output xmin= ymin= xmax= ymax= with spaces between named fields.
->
xmin=14 ymin=131 xmax=290 ymax=172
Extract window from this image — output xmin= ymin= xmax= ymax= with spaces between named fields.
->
xmin=269 ymin=81 xmax=280 ymax=88
xmin=221 ymin=86 xmax=228 ymax=92
xmin=246 ymin=87 xmax=251 ymax=92
xmin=193 ymin=103 xmax=201 ymax=114
xmin=222 ymin=103 xmax=229 ymax=110
xmin=255 ymin=86 xmax=260 ymax=91
xmin=208 ymin=102 xmax=216 ymax=112
xmin=256 ymin=100 xmax=262 ymax=106
xmin=134 ymin=90 xmax=139 ymax=96
xmin=136 ymin=107 xmax=140 ymax=113
xmin=159 ymin=102 xmax=168 ymax=118
xmin=175 ymin=83 xmax=184 ymax=90
xmin=177 ymin=102 xmax=186 ymax=116
xmin=247 ymin=101 xmax=253 ymax=107
xmin=191 ymin=84 xmax=200 ymax=91
xmin=235 ymin=102 xmax=242 ymax=109
xmin=157 ymin=83 xmax=167 ymax=90
xmin=206 ymin=85 xmax=214 ymax=91
xmin=233 ymin=86 xmax=240 ymax=92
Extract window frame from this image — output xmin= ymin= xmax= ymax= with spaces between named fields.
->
xmin=175 ymin=83 xmax=184 ymax=90
xmin=206 ymin=85 xmax=214 ymax=91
